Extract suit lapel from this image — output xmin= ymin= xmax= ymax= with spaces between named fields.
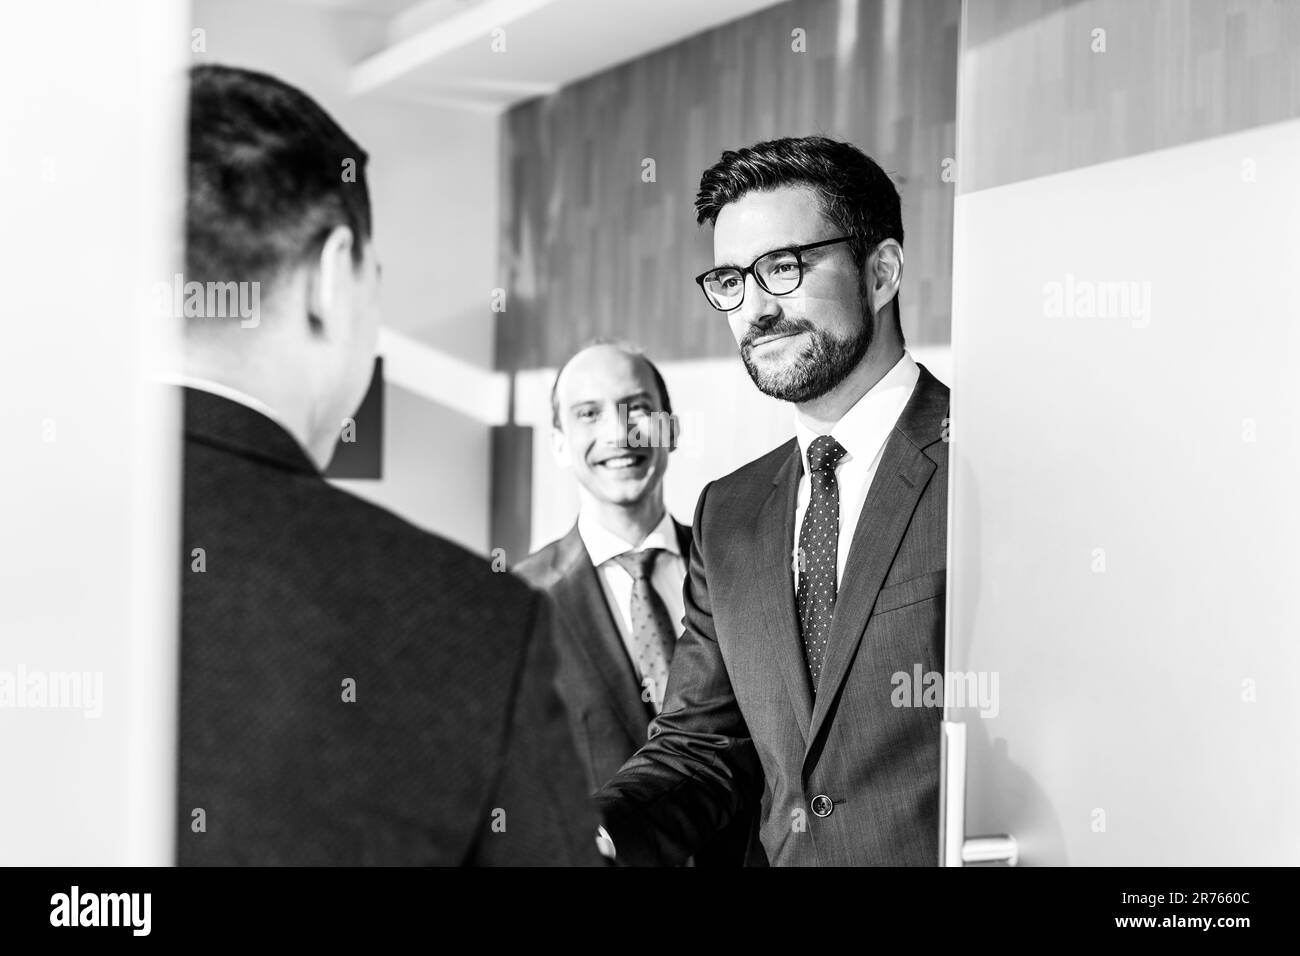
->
xmin=753 ymin=443 xmax=814 ymax=744
xmin=551 ymin=527 xmax=648 ymax=744
xmin=806 ymin=366 xmax=947 ymax=747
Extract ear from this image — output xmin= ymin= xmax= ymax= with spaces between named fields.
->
xmin=550 ymin=425 xmax=571 ymax=468
xmin=306 ymin=225 xmax=357 ymax=336
xmin=865 ymin=239 xmax=904 ymax=317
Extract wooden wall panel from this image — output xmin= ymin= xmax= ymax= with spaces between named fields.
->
xmin=959 ymin=0 xmax=1300 ymax=193
xmin=496 ymin=0 xmax=961 ymax=372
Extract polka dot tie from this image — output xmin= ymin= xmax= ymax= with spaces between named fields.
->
xmin=797 ymin=435 xmax=847 ymax=690
xmin=611 ymin=548 xmax=677 ymax=713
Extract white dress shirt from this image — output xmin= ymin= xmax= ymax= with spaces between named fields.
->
xmin=792 ymin=351 xmax=920 ymax=590
xmin=577 ymin=507 xmax=688 ymax=657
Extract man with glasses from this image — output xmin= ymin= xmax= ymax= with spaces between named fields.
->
xmin=595 ymin=136 xmax=949 ymax=866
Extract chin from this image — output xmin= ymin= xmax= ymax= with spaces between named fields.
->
xmin=748 ymin=339 xmax=805 ymax=371
xmin=601 ymin=482 xmax=650 ymax=507
xmin=581 ymin=474 xmax=644 ymax=507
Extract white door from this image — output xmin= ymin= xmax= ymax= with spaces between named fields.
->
xmin=942 ymin=102 xmax=1300 ymax=866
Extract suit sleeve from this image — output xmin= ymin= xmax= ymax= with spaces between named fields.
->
xmin=594 ymin=481 xmax=764 ymax=866
xmin=468 ymin=590 xmax=602 ymax=866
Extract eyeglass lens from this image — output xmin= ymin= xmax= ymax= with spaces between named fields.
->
xmin=703 ymin=249 xmax=802 ymax=309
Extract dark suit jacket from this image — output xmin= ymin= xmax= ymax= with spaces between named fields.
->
xmin=176 ymin=387 xmax=596 ymax=865
xmin=596 ymin=365 xmax=949 ymax=866
xmin=516 ymin=519 xmax=754 ymax=866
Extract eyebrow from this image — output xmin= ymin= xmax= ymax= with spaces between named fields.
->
xmin=712 ymin=242 xmax=795 ymax=271
xmin=566 ymin=391 xmax=654 ymax=412
xmin=714 ymin=235 xmax=851 ymax=272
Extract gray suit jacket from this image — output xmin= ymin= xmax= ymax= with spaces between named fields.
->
xmin=515 ymin=523 xmax=684 ymax=792
xmin=516 ymin=520 xmax=754 ymax=866
xmin=596 ymin=365 xmax=949 ymax=866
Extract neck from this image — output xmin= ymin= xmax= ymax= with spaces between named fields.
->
xmin=795 ymin=331 xmax=904 ymax=434
xmin=582 ymin=490 xmax=666 ymax=548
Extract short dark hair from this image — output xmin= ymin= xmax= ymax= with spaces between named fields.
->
xmin=550 ymin=340 xmax=673 ymax=430
xmin=185 ymin=65 xmax=372 ymax=291
xmin=694 ymin=135 xmax=902 ymax=273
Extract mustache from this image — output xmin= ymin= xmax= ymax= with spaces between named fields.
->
xmin=740 ymin=319 xmax=813 ymax=350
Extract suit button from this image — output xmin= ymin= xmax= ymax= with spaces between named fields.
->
xmin=810 ymin=794 xmax=833 ymax=818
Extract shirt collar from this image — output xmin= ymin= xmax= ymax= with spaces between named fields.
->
xmin=159 ymin=373 xmax=290 ymax=435
xmin=793 ymin=350 xmax=920 ymax=472
xmin=577 ymin=505 xmax=680 ymax=567
xmin=159 ymin=373 xmax=317 ymax=466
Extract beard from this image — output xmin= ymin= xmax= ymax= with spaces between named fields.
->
xmin=740 ymin=312 xmax=872 ymax=404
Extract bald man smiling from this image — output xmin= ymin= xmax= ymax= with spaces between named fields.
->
xmin=515 ymin=341 xmax=753 ymax=867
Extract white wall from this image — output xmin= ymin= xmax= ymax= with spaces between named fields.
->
xmin=0 ymin=0 xmax=187 ymax=864
xmin=336 ymin=381 xmax=492 ymax=546
xmin=192 ymin=0 xmax=498 ymax=551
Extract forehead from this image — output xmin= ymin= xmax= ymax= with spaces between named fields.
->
xmin=557 ymin=347 xmax=658 ymax=405
xmin=712 ymin=184 xmax=835 ymax=266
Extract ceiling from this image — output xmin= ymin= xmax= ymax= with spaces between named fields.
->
xmin=276 ymin=0 xmax=430 ymax=17
xmin=346 ymin=0 xmax=788 ymax=110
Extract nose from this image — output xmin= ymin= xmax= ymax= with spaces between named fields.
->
xmin=727 ymin=272 xmax=782 ymax=341
xmin=594 ymin=402 xmax=627 ymax=446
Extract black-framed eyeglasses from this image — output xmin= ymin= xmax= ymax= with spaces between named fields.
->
xmin=694 ymin=234 xmax=857 ymax=312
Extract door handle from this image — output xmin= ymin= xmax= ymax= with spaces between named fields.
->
xmin=939 ymin=720 xmax=1019 ymax=866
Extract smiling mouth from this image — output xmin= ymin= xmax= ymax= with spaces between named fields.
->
xmin=749 ymin=330 xmax=803 ymax=349
xmin=595 ymin=453 xmax=648 ymax=472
